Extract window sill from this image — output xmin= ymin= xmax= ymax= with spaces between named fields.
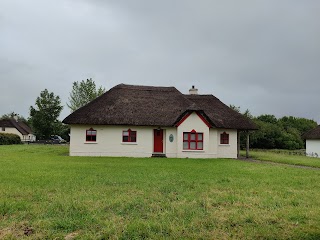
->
xmin=219 ymin=144 xmax=230 ymax=146
xmin=84 ymin=142 xmax=98 ymax=144
xmin=182 ymin=150 xmax=205 ymax=152
xmin=121 ymin=142 xmax=138 ymax=145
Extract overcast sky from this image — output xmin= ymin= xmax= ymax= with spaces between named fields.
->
xmin=1 ymin=0 xmax=320 ymax=122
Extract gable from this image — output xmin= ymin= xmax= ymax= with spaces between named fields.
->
xmin=176 ymin=112 xmax=210 ymax=130
xmin=175 ymin=112 xmax=211 ymax=128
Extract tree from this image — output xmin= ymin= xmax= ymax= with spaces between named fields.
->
xmin=229 ymin=104 xmax=241 ymax=113
xmin=29 ymin=89 xmax=63 ymax=140
xmin=67 ymin=78 xmax=105 ymax=112
xmin=256 ymin=114 xmax=278 ymax=124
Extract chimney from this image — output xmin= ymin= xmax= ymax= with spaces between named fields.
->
xmin=189 ymin=85 xmax=198 ymax=95
xmin=13 ymin=115 xmax=18 ymax=122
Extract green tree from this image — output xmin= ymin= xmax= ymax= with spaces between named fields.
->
xmin=67 ymin=78 xmax=105 ymax=112
xmin=257 ymin=114 xmax=278 ymax=124
xmin=279 ymin=116 xmax=317 ymax=135
xmin=29 ymin=89 xmax=63 ymax=140
xmin=229 ymin=104 xmax=241 ymax=113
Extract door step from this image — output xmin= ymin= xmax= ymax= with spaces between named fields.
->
xmin=151 ymin=153 xmax=167 ymax=158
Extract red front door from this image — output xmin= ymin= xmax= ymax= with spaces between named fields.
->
xmin=153 ymin=129 xmax=163 ymax=153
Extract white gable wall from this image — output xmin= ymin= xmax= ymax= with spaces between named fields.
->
xmin=176 ymin=112 xmax=214 ymax=158
xmin=306 ymin=139 xmax=320 ymax=157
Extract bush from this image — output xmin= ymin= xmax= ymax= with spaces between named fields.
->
xmin=0 ymin=133 xmax=22 ymax=145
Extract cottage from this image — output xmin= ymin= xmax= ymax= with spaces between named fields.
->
xmin=62 ymin=84 xmax=256 ymax=158
xmin=0 ymin=118 xmax=36 ymax=142
xmin=303 ymin=125 xmax=320 ymax=157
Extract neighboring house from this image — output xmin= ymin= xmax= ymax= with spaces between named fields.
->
xmin=0 ymin=118 xmax=36 ymax=142
xmin=63 ymin=84 xmax=256 ymax=158
xmin=303 ymin=125 xmax=320 ymax=157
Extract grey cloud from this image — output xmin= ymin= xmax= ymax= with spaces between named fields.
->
xmin=1 ymin=0 xmax=319 ymax=121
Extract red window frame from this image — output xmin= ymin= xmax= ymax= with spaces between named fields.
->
xmin=86 ymin=128 xmax=97 ymax=142
xmin=183 ymin=130 xmax=203 ymax=150
xmin=220 ymin=132 xmax=229 ymax=144
xmin=122 ymin=129 xmax=137 ymax=142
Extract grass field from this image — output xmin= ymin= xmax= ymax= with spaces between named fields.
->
xmin=1 ymin=145 xmax=320 ymax=239
xmin=246 ymin=149 xmax=320 ymax=168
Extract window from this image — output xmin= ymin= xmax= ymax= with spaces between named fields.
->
xmin=86 ymin=128 xmax=97 ymax=142
xmin=123 ymin=129 xmax=137 ymax=142
xmin=1 ymin=127 xmax=5 ymax=131
xmin=220 ymin=132 xmax=229 ymax=144
xmin=183 ymin=130 xmax=203 ymax=150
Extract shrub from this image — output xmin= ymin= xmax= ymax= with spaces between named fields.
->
xmin=0 ymin=133 xmax=22 ymax=145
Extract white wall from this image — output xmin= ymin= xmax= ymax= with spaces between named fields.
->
xmin=0 ymin=127 xmax=23 ymax=139
xmin=69 ymin=117 xmax=239 ymax=159
xmin=0 ymin=127 xmax=36 ymax=142
xmin=216 ymin=129 xmax=238 ymax=158
xmin=164 ymin=128 xmax=178 ymax=158
xmin=70 ymin=125 xmax=156 ymax=157
xmin=306 ymin=139 xmax=320 ymax=157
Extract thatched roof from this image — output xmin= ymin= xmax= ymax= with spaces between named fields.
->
xmin=302 ymin=126 xmax=320 ymax=139
xmin=63 ymin=84 xmax=257 ymax=130
xmin=0 ymin=119 xmax=33 ymax=135
xmin=184 ymin=95 xmax=256 ymax=130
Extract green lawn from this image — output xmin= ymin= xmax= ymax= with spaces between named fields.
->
xmin=246 ymin=149 xmax=320 ymax=168
xmin=1 ymin=145 xmax=320 ymax=239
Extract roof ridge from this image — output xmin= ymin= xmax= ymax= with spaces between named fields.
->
xmin=114 ymin=83 xmax=177 ymax=90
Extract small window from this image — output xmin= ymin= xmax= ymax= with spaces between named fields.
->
xmin=2 ymin=127 xmax=5 ymax=131
xmin=220 ymin=132 xmax=229 ymax=144
xmin=86 ymin=128 xmax=97 ymax=142
xmin=183 ymin=130 xmax=203 ymax=150
xmin=123 ymin=129 xmax=137 ymax=142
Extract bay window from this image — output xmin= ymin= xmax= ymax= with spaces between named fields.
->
xmin=183 ymin=130 xmax=203 ymax=150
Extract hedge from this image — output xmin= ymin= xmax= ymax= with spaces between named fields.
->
xmin=0 ymin=133 xmax=22 ymax=145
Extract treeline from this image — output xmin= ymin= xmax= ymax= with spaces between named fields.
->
xmin=232 ymin=106 xmax=318 ymax=150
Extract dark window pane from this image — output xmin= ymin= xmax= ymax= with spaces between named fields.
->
xmin=190 ymin=133 xmax=196 ymax=140
xmin=123 ymin=136 xmax=129 ymax=142
xmin=190 ymin=142 xmax=196 ymax=149
xmin=183 ymin=133 xmax=188 ymax=140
